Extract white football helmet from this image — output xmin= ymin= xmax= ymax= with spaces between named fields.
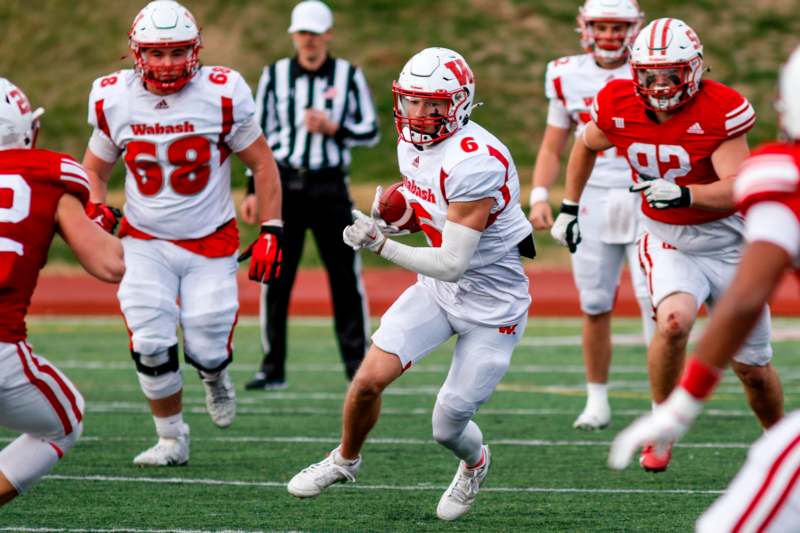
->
xmin=392 ymin=47 xmax=475 ymax=145
xmin=0 ymin=78 xmax=44 ymax=150
xmin=777 ymin=46 xmax=800 ymax=140
xmin=630 ymin=18 xmax=704 ymax=112
xmin=129 ymin=0 xmax=202 ymax=94
xmin=577 ymin=0 xmax=644 ymax=61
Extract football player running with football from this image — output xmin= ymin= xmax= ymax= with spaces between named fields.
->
xmin=81 ymin=0 xmax=283 ymax=466
xmin=0 ymin=78 xmax=124 ymax=506
xmin=609 ymin=47 xmax=800 ymax=532
xmin=552 ymin=18 xmax=784 ymax=472
xmin=287 ymin=47 xmax=534 ymax=521
xmin=530 ymin=0 xmax=653 ymax=431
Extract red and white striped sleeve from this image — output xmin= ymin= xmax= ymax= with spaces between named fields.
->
xmin=724 ymin=97 xmax=756 ymax=138
xmin=735 ymin=149 xmax=800 ymax=212
xmin=59 ymin=157 xmax=91 ymax=206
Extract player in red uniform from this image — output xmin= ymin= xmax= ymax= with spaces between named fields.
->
xmin=0 ymin=78 xmax=124 ymax=506
xmin=552 ymin=18 xmax=784 ymax=472
xmin=609 ymin=46 xmax=800 ymax=532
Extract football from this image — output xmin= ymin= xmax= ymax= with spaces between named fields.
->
xmin=376 ymin=182 xmax=421 ymax=233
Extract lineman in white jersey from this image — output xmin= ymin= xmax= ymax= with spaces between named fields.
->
xmin=287 ymin=48 xmax=534 ymax=521
xmin=529 ymin=0 xmax=651 ymax=430
xmin=82 ymin=0 xmax=283 ymax=467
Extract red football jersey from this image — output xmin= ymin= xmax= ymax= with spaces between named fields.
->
xmin=592 ymin=78 xmax=756 ymax=225
xmin=735 ymin=142 xmax=800 ymax=216
xmin=0 ymin=148 xmax=90 ymax=342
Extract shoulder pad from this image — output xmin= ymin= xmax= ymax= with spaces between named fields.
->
xmin=196 ymin=66 xmax=244 ymax=95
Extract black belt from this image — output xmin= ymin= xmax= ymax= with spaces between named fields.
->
xmin=246 ymin=165 xmax=346 ymax=194
xmin=278 ymin=164 xmax=345 ymax=191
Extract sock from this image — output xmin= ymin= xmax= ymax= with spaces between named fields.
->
xmin=199 ymin=370 xmax=220 ymax=381
xmin=586 ymin=382 xmax=609 ymax=410
xmin=332 ymin=447 xmax=359 ymax=466
xmin=154 ymin=413 xmax=185 ymax=439
xmin=466 ymin=447 xmax=485 ymax=470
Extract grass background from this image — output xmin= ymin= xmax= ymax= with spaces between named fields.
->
xmin=2 ymin=0 xmax=797 ymax=268
xmin=2 ymin=317 xmax=798 ymax=532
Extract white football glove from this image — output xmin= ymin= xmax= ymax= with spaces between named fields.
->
xmin=343 ymin=209 xmax=386 ymax=252
xmin=550 ymin=201 xmax=581 ymax=253
xmin=607 ymin=387 xmax=704 ymax=470
xmin=629 ymin=176 xmax=692 ymax=209
xmin=370 ymin=185 xmax=411 ymax=236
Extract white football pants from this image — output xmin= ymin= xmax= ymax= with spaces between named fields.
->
xmin=118 ymin=237 xmax=239 ymax=372
xmin=697 ymin=410 xmax=800 ymax=533
xmin=0 ymin=341 xmax=84 ymax=493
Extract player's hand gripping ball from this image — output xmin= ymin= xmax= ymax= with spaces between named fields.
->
xmin=372 ymin=183 xmax=421 ymax=234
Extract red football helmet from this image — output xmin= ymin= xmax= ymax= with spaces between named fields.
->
xmin=129 ymin=0 xmax=202 ymax=94
xmin=630 ymin=18 xmax=705 ymax=112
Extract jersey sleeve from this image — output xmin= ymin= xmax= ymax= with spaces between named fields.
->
xmin=444 ymin=152 xmax=508 ymax=206
xmin=720 ymin=89 xmax=756 ymax=139
xmin=735 ymin=146 xmax=800 ymax=214
xmin=58 ymin=154 xmax=91 ymax=206
xmin=225 ymin=72 xmax=262 ymax=153
xmin=590 ymin=81 xmax=616 ymax=132
xmin=87 ymin=73 xmax=121 ymax=146
xmin=544 ymin=59 xmax=572 ymax=129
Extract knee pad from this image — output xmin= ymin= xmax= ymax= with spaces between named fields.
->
xmin=133 ymin=345 xmax=183 ymax=400
xmin=182 ymin=309 xmax=237 ymax=371
xmin=184 ymin=350 xmax=231 ymax=374
xmin=52 ymin=420 xmax=83 ymax=457
xmin=431 ymin=401 xmax=472 ymax=446
xmin=579 ymin=288 xmax=615 ymax=315
xmin=0 ymin=419 xmax=82 ymax=495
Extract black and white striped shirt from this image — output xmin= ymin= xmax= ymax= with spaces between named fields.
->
xmin=254 ymin=55 xmax=379 ymax=171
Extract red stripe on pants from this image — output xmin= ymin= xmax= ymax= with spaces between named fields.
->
xmin=733 ymin=434 xmax=800 ymax=532
xmin=16 ymin=343 xmax=73 ymax=435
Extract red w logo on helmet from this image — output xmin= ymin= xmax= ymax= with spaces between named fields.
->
xmin=444 ymin=59 xmax=474 ymax=85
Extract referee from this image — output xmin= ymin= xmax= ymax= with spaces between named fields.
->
xmin=241 ymin=0 xmax=379 ymax=390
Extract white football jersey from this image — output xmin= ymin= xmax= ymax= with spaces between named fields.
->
xmin=87 ymin=67 xmax=259 ymax=240
xmin=545 ymin=53 xmax=632 ymax=188
xmin=397 ymin=121 xmax=532 ymax=325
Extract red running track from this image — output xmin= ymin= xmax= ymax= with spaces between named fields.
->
xmin=29 ymin=267 xmax=800 ymax=317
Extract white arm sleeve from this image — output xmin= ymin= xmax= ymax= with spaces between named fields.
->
xmin=88 ymin=128 xmax=121 ymax=163
xmin=378 ymin=220 xmax=481 ymax=282
xmin=744 ymin=201 xmax=800 ymax=260
xmin=546 ymin=98 xmax=572 ymax=129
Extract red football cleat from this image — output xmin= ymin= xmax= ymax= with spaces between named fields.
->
xmin=640 ymin=443 xmax=673 ymax=473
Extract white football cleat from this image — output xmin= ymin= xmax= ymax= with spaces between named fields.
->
xmin=133 ymin=424 xmax=190 ymax=467
xmin=437 ymin=445 xmax=491 ymax=521
xmin=287 ymin=448 xmax=361 ymax=498
xmin=573 ymin=404 xmax=611 ymax=431
xmin=202 ymin=369 xmax=236 ymax=428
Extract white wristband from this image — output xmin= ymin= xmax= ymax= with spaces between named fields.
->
xmin=529 ymin=186 xmax=549 ymax=206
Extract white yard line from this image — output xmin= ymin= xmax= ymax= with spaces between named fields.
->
xmin=40 ymin=473 xmax=724 ymax=496
xmin=0 ymin=435 xmax=753 ymax=449
xmin=0 ymin=528 xmax=303 ymax=533
xmin=76 ymin=401 xmax=762 ymax=419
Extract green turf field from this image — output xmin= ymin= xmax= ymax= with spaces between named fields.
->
xmin=2 ymin=317 xmax=799 ymax=532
